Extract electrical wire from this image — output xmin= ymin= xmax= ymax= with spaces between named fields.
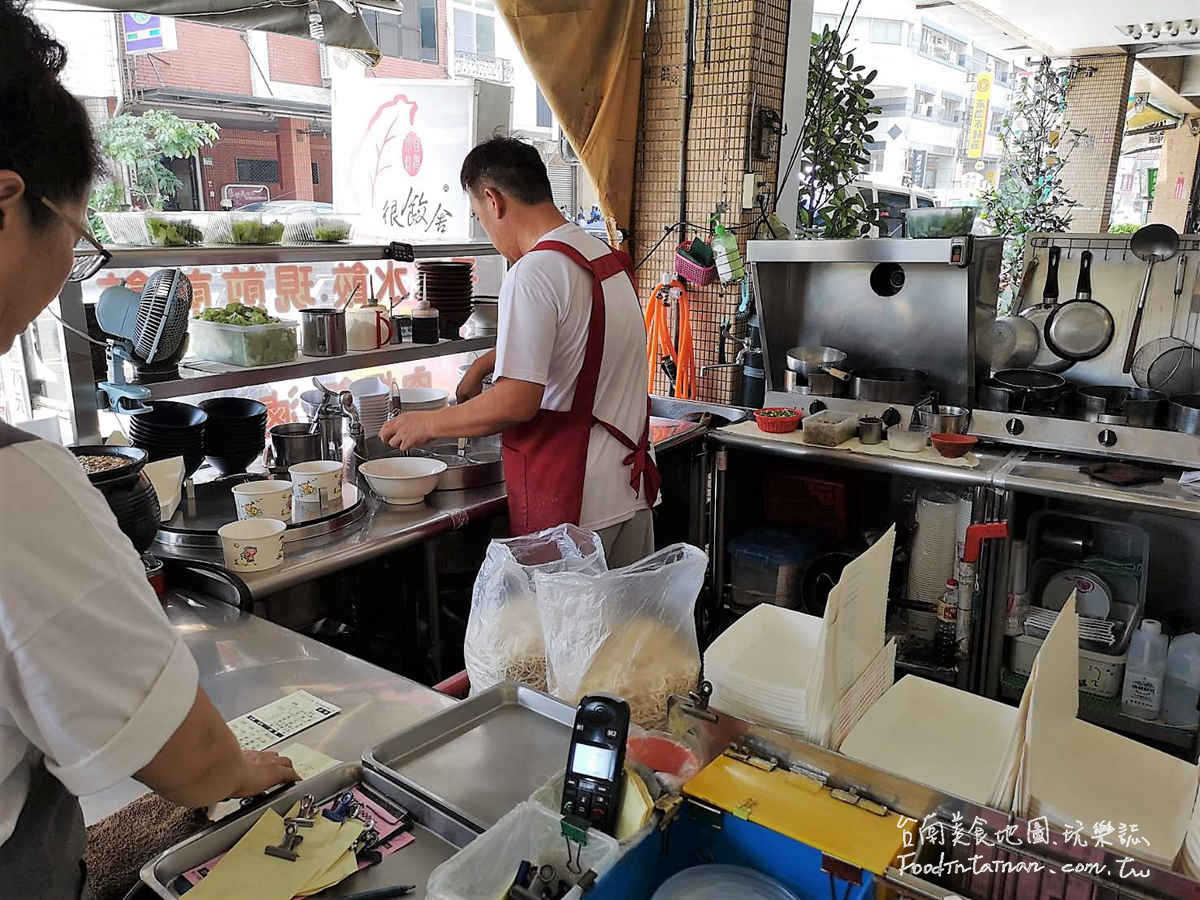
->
xmin=644 ymin=278 xmax=695 ymax=399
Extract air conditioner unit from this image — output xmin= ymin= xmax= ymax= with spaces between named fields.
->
xmin=922 ymin=104 xmax=935 ymax=118
xmin=559 ymin=130 xmax=580 ymax=164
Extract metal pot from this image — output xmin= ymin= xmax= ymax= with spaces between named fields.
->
xmin=852 ymin=368 xmax=927 ymax=404
xmin=782 ymin=368 xmax=846 ymax=397
xmin=1076 ymin=386 xmax=1166 ymax=428
xmin=300 ymin=308 xmax=347 ymax=357
xmin=786 ymin=345 xmax=847 ymax=375
xmin=1169 ymin=394 xmax=1200 ymax=435
xmin=914 ymin=405 xmax=971 ymax=434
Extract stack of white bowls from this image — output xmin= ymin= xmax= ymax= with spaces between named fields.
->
xmin=906 ymin=490 xmax=961 ymax=605
xmin=395 ymin=387 xmax=449 ymax=412
xmin=703 ymin=603 xmax=824 ymax=736
xmin=350 ymin=377 xmax=392 ymax=437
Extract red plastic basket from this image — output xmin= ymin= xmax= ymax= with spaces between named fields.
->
xmin=754 ymin=407 xmax=803 ymax=433
xmin=674 ymin=244 xmax=718 ymax=285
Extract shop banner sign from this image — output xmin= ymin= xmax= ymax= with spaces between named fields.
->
xmin=332 ymin=67 xmax=473 ymax=242
xmin=122 ymin=13 xmax=176 ymax=54
xmin=966 ymin=72 xmax=993 ymax=160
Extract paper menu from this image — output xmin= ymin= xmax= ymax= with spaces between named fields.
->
xmin=226 ymin=691 xmax=341 ymax=751
xmin=830 ymin=639 xmax=896 ymax=751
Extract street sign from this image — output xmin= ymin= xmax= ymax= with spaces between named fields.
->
xmin=122 ymin=13 xmax=176 ymax=55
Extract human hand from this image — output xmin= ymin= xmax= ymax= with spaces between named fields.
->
xmin=379 ymin=410 xmax=439 ymax=450
xmin=231 ymin=749 xmax=299 ymax=797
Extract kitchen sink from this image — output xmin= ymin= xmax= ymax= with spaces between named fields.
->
xmin=649 ymin=396 xmax=749 ymax=428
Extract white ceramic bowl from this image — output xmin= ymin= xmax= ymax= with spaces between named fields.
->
xmin=350 ymin=376 xmax=389 ymax=398
xmin=359 ymin=457 xmax=447 ymax=505
xmin=233 ymin=479 xmax=294 ymax=521
xmin=218 ymin=518 xmax=286 ymax=572
xmin=395 ymin=387 xmax=448 ymax=410
xmin=289 ymin=459 xmax=344 ymax=504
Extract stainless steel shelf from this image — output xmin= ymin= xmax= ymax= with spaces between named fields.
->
xmin=147 ymin=337 xmax=495 ymax=399
xmin=87 ymin=241 xmax=500 ymax=269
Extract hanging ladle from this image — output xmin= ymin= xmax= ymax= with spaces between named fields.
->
xmin=1123 ymin=224 xmax=1180 ymax=373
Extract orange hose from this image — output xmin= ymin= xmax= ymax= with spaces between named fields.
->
xmin=645 ymin=278 xmax=695 ymax=399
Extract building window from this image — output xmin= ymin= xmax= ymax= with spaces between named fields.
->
xmin=989 ymin=108 xmax=1007 ymax=136
xmin=940 ymin=97 xmax=961 ymax=124
xmin=535 ymin=87 xmax=552 ymax=129
xmin=869 ymin=19 xmax=902 ymax=44
xmin=236 ymin=158 xmax=279 ymax=184
xmin=361 ymin=2 xmax=437 ymax=63
xmin=869 ymin=147 xmax=886 ymax=173
xmin=914 ymin=89 xmax=936 ymax=118
xmin=812 ymin=13 xmax=839 ymax=34
xmin=311 ymin=162 xmax=320 ymax=185
xmin=875 ymin=95 xmax=909 ymax=117
xmin=919 ymin=26 xmax=966 ymax=67
xmin=455 ymin=3 xmax=496 ymax=57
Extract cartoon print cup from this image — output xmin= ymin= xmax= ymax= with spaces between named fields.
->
xmin=288 ymin=460 xmax=343 ymax=505
xmin=233 ymin=479 xmax=294 ymax=521
xmin=218 ymin=519 xmax=286 ymax=572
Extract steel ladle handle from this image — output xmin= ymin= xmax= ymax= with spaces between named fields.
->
xmin=1123 ymin=260 xmax=1156 ymax=373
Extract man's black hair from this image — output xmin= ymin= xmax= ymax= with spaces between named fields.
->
xmin=460 ymin=136 xmax=554 ymax=206
xmin=0 ymin=0 xmax=101 ymax=227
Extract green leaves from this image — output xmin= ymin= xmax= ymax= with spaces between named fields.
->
xmin=96 ymin=111 xmax=219 ymax=210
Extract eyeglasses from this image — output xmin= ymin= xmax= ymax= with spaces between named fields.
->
xmin=41 ymin=196 xmax=111 ymax=283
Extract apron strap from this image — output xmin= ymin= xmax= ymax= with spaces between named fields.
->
xmin=595 ymin=397 xmax=662 ymax=505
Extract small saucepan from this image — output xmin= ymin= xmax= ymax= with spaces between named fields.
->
xmin=1075 ymin=386 xmax=1166 ymax=428
xmin=1169 ymin=394 xmax=1200 ymax=435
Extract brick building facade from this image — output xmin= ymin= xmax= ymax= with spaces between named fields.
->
xmin=128 ymin=4 xmax=449 ymax=210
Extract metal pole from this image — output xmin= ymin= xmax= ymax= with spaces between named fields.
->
xmin=57 ymin=281 xmax=101 ymax=444
xmin=424 ymin=539 xmax=442 ymax=681
xmin=983 ymin=487 xmax=1015 ymax=698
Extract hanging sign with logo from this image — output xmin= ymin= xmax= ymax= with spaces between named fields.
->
xmin=122 ymin=13 xmax=176 ymax=54
xmin=966 ymin=72 xmax=993 ymax=160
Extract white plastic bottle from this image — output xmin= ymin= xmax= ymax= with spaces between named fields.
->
xmin=1121 ymin=619 xmax=1168 ymax=720
xmin=1163 ymin=633 xmax=1200 ymax=726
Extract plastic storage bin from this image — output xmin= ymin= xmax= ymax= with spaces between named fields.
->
xmin=98 ymin=211 xmax=150 ymax=246
xmin=728 ymin=529 xmax=822 ymax=609
xmin=143 ymin=212 xmax=203 ymax=247
xmin=1008 ymin=634 xmax=1128 ymax=698
xmin=426 ymin=801 xmax=619 ymax=900
xmin=188 ymin=318 xmax=298 ymax=367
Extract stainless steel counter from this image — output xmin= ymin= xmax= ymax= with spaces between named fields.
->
xmin=157 ymin=485 xmax=507 ymax=599
xmin=81 ymin=592 xmax=454 ymax=825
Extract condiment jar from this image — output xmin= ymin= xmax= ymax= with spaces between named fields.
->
xmin=346 ymin=300 xmax=394 ymax=351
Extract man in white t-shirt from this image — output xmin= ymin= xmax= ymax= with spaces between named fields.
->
xmin=380 ymin=137 xmax=659 ymax=566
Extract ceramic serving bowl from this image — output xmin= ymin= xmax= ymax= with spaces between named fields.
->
xmin=359 ymin=456 xmax=447 ymax=505
xmin=233 ymin=479 xmax=294 ymax=521
xmin=218 ymin=518 xmax=285 ymax=572
xmin=288 ymin=459 xmax=343 ymax=504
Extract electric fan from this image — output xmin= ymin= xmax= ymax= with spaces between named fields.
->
xmin=95 ymin=268 xmax=194 ymax=413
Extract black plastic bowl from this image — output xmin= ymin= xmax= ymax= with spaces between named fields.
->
xmin=199 ymin=397 xmax=268 ymax=421
xmin=69 ymin=444 xmax=148 ymax=489
xmin=129 ymin=401 xmax=208 ymax=430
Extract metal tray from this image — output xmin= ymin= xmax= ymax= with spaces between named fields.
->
xmin=156 ymin=475 xmax=365 ymax=549
xmin=363 ymin=683 xmax=574 ymax=831
xmin=141 ymin=763 xmax=475 ymax=899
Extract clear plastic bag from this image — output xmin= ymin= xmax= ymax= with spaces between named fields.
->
xmin=535 ymin=543 xmax=706 ymax=729
xmin=426 ymin=801 xmax=619 ymax=900
xmin=464 ymin=524 xmax=607 ymax=694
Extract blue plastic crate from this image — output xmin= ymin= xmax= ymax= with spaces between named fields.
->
xmin=590 ymin=802 xmax=875 ymax=900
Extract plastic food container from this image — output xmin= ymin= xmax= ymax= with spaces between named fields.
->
xmin=281 ymin=214 xmax=354 ymax=244
xmin=229 ymin=211 xmax=285 ymax=245
xmin=143 ymin=212 xmax=203 ymax=247
xmin=801 ymin=410 xmax=857 ymax=446
xmin=886 ymin=424 xmax=931 ymax=453
xmin=905 ymin=206 xmax=978 ymax=238
xmin=99 ymin=212 xmax=150 ymax=246
xmin=426 ymin=801 xmax=619 ymax=900
xmin=1009 ymin=633 xmax=1128 ymax=698
xmin=188 ymin=318 xmax=298 ymax=367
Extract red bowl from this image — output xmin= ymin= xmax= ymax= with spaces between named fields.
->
xmin=931 ymin=433 xmax=978 ymax=459
xmin=754 ymin=407 xmax=803 ymax=434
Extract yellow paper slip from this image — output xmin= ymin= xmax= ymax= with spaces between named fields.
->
xmin=183 ymin=805 xmax=364 ymax=900
xmin=297 ymin=849 xmax=360 ymax=897
xmin=685 ymin=755 xmax=912 ymax=876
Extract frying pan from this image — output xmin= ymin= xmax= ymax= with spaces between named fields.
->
xmin=1123 ymin=223 xmax=1180 ymax=373
xmin=989 ymin=256 xmax=1041 ymax=369
xmin=1020 ymin=246 xmax=1073 ymax=373
xmin=1043 ymin=250 xmax=1114 ymax=361
xmin=992 ymin=368 xmax=1067 ymax=394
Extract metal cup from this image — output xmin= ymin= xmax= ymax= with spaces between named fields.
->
xmin=269 ymin=423 xmax=323 ymax=470
xmin=300 ymin=308 xmax=347 ymax=357
xmin=858 ymin=416 xmax=883 ymax=444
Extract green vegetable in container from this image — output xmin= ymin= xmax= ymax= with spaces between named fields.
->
xmin=313 ymin=224 xmax=351 ymax=242
xmin=146 ymin=217 xmax=202 ymax=246
xmin=197 ymin=301 xmax=279 ymax=326
xmin=230 ymin=220 xmax=285 ymax=245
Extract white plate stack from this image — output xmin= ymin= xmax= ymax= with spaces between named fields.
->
xmin=350 ymin=377 xmax=391 ymax=438
xmin=906 ymin=490 xmax=961 ymax=605
xmin=703 ymin=604 xmax=824 ymax=737
xmin=395 ymin=387 xmax=449 ymax=412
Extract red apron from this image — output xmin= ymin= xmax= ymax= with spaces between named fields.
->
xmin=502 ymin=239 xmax=661 ymax=535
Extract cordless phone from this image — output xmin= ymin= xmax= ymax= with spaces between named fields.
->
xmin=560 ymin=694 xmax=630 ymax=837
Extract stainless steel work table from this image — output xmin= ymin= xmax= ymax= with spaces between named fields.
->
xmin=157 ymin=484 xmax=508 ymax=599
xmin=81 ymin=591 xmax=455 ymax=826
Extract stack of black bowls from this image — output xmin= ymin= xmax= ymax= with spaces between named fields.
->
xmin=70 ymin=445 xmax=160 ymax=553
xmin=200 ymin=397 xmax=268 ymax=475
xmin=417 ymin=260 xmax=474 ymax=339
xmin=128 ymin=401 xmax=208 ymax=479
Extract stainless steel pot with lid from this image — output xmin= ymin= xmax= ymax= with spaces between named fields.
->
xmin=851 ymin=368 xmax=927 ymax=404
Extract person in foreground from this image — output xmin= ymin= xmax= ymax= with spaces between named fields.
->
xmin=0 ymin=4 xmax=296 ymax=894
xmin=380 ymin=137 xmax=660 ymax=567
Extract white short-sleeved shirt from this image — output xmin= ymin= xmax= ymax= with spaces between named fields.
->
xmin=0 ymin=432 xmax=198 ymax=847
xmin=494 ymin=222 xmax=652 ymax=531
